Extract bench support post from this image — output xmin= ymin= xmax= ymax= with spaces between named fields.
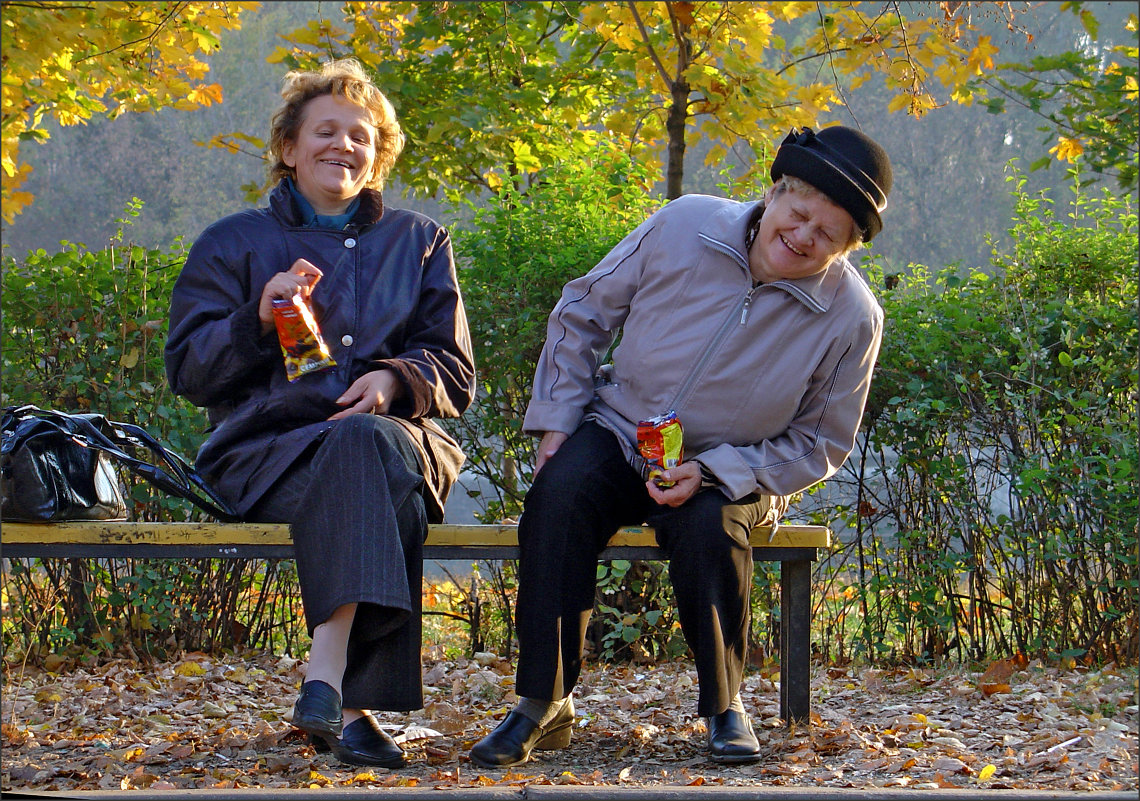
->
xmin=779 ymin=558 xmax=812 ymax=725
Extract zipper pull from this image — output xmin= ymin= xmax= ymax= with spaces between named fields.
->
xmin=740 ymin=289 xmax=755 ymax=325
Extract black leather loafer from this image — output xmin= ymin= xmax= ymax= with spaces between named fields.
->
xmin=329 ymin=712 xmax=405 ymax=768
xmin=292 ymin=680 xmax=343 ymax=741
xmin=708 ymin=707 xmax=761 ymax=764
xmin=469 ymin=698 xmax=574 ymax=768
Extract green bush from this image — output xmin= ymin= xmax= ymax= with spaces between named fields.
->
xmin=815 ymin=166 xmax=1138 ymax=665
xmin=445 ymin=152 xmax=668 ymax=659
xmin=447 ymin=152 xmax=661 ymax=520
xmin=1 ymin=199 xmax=200 ymax=475
xmin=1 ymin=202 xmax=304 ymax=663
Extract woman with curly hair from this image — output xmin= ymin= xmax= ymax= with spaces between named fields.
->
xmin=165 ymin=59 xmax=476 ymax=767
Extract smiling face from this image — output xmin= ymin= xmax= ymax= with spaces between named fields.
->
xmin=748 ymin=180 xmax=857 ymax=284
xmin=282 ymin=94 xmax=378 ymax=215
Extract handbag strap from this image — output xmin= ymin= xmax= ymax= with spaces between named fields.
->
xmin=3 ymin=405 xmax=240 ymax=522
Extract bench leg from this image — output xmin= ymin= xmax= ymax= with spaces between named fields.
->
xmin=779 ymin=558 xmax=812 ymax=725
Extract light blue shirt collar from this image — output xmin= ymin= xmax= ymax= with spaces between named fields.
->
xmin=286 ymin=176 xmax=360 ymax=229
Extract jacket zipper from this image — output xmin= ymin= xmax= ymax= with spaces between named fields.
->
xmin=667 ymin=284 xmax=759 ymax=412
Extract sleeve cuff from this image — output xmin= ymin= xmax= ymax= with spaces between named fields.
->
xmin=522 ymin=401 xmax=585 ymax=438
xmin=691 ymin=445 xmax=756 ymax=501
xmin=373 ymin=358 xmax=432 ymax=418
xmin=692 ymin=458 xmax=720 ymax=488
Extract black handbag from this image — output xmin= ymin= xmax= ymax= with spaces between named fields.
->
xmin=1 ymin=405 xmax=239 ymax=523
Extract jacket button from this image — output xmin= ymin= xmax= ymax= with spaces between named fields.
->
xmin=341 ymin=335 xmax=354 ymax=347
xmin=344 ymin=238 xmax=357 ymax=249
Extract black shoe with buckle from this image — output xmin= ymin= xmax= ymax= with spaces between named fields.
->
xmin=292 ymin=680 xmax=343 ymax=741
xmin=707 ymin=707 xmax=761 ymax=764
xmin=328 ymin=712 xmax=405 ymax=768
xmin=469 ymin=698 xmax=574 ymax=768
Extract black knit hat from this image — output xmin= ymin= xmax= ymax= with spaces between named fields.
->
xmin=770 ymin=126 xmax=892 ymax=242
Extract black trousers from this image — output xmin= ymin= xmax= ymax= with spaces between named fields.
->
xmin=515 ymin=421 xmax=778 ymax=717
xmin=247 ymin=414 xmax=428 ymax=712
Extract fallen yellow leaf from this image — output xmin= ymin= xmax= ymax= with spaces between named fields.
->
xmin=977 ymin=763 xmax=997 ymax=782
xmin=348 ymin=771 xmax=381 ymax=784
xmin=308 ymin=770 xmax=331 ymax=787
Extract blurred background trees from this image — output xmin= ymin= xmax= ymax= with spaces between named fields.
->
xmin=7 ymin=1 xmax=1136 ymax=271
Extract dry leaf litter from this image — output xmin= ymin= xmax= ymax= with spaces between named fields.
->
xmin=3 ymin=649 xmax=1136 ymax=793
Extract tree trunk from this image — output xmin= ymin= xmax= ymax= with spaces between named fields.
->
xmin=665 ymin=78 xmax=690 ymax=200
xmin=67 ymin=558 xmax=93 ymax=644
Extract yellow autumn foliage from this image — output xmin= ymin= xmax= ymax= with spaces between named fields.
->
xmin=1050 ymin=136 xmax=1085 ymax=163
xmin=1 ymin=1 xmax=259 ymax=222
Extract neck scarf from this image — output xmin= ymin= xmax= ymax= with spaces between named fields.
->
xmin=286 ymin=176 xmax=360 ymax=229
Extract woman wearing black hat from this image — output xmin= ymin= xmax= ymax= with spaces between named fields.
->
xmin=468 ymin=125 xmax=892 ymax=768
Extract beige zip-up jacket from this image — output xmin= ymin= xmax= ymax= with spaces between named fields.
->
xmin=523 ymin=193 xmax=884 ymax=502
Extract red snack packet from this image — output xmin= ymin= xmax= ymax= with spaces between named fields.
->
xmin=637 ymin=411 xmax=684 ymax=488
xmin=272 ymin=294 xmax=337 ymax=382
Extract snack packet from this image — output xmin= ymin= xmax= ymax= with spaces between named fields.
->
xmin=272 ymin=294 xmax=337 ymax=382
xmin=637 ymin=411 xmax=683 ymax=488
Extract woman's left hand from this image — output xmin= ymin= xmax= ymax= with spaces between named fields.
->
xmin=645 ymin=461 xmax=702 ymax=507
xmin=330 ymin=370 xmax=403 ymax=420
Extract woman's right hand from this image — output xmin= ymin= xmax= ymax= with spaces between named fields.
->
xmin=535 ymin=431 xmax=568 ymax=475
xmin=258 ymin=258 xmax=324 ymax=335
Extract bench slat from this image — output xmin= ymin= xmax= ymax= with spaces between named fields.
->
xmin=1 ymin=521 xmax=831 ymax=550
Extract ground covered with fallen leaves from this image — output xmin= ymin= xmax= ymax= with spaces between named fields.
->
xmin=2 ymin=648 xmax=1136 ymax=793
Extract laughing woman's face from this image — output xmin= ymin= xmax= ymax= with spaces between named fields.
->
xmin=748 ymin=183 xmax=855 ymax=283
xmin=283 ymin=94 xmax=378 ymax=215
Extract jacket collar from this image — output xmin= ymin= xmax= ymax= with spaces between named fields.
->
xmin=698 ymin=197 xmax=847 ymax=314
xmin=268 ymin=179 xmax=385 ymax=228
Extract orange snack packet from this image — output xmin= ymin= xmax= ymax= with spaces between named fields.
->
xmin=637 ymin=411 xmax=684 ymax=488
xmin=272 ymin=294 xmax=337 ymax=382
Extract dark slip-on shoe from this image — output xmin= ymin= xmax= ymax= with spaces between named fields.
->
xmin=469 ymin=698 xmax=574 ymax=768
xmin=328 ymin=712 xmax=406 ymax=768
xmin=292 ymin=680 xmax=343 ymax=741
xmin=707 ymin=707 xmax=761 ymax=764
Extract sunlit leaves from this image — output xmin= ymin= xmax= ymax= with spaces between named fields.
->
xmin=252 ymin=2 xmax=1006 ymax=201
xmin=578 ymin=1 xmax=1005 ymax=195
xmin=0 ymin=1 xmax=260 ymax=221
xmin=1050 ymin=136 xmax=1085 ymax=163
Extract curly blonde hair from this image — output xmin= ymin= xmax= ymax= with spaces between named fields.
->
xmin=268 ymin=58 xmax=404 ymax=191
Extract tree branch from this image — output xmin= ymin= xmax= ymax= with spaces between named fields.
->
xmin=688 ymin=1 xmax=732 ymax=64
xmin=820 ymin=1 xmax=858 ymax=126
xmin=72 ymin=1 xmax=190 ymax=67
xmin=775 ymin=46 xmax=855 ymax=77
xmin=626 ymin=1 xmax=673 ymax=86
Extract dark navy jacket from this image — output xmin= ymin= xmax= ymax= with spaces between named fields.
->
xmin=164 ymin=180 xmax=476 ymax=519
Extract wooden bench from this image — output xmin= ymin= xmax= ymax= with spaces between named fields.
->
xmin=1 ymin=520 xmax=830 ymax=723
